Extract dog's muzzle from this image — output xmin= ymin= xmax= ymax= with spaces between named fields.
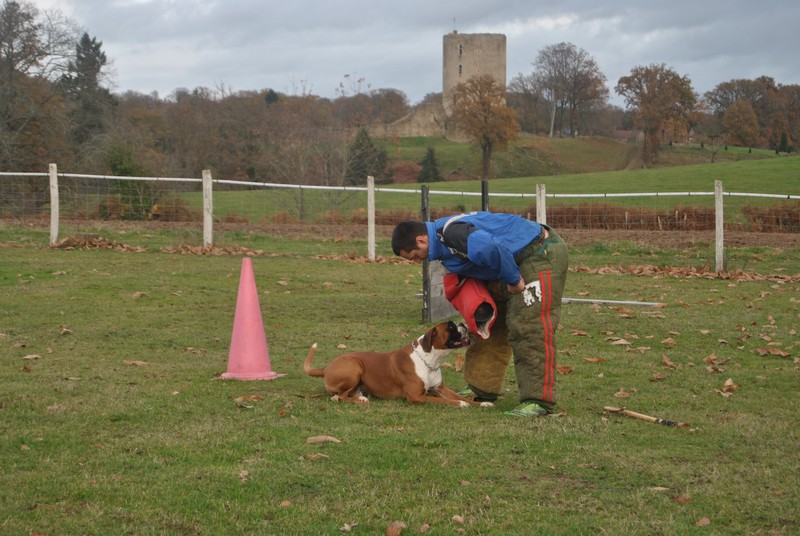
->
xmin=447 ymin=322 xmax=472 ymax=349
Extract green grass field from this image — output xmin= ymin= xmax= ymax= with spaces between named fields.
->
xmin=1 ymin=230 xmax=798 ymax=534
xmin=158 ymin=156 xmax=799 ymax=231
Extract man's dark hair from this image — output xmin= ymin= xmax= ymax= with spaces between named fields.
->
xmin=391 ymin=220 xmax=427 ymax=255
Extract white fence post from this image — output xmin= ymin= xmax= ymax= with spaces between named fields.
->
xmin=49 ymin=163 xmax=59 ymax=246
xmin=715 ymin=180 xmax=724 ymax=272
xmin=367 ymin=176 xmax=375 ymax=261
xmin=202 ymin=170 xmax=213 ymax=248
xmin=536 ymin=183 xmax=547 ymax=224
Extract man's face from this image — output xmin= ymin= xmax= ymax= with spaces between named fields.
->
xmin=399 ymin=235 xmax=428 ymax=263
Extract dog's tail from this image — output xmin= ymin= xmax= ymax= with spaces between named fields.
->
xmin=303 ymin=343 xmax=325 ymax=377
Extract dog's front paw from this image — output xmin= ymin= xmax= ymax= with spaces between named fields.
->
xmin=459 ymin=400 xmax=470 ymax=408
xmin=479 ymin=401 xmax=495 ymax=408
xmin=357 ymin=395 xmax=369 ymax=404
xmin=330 ymin=395 xmax=341 ymax=402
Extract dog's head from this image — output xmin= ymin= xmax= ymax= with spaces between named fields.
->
xmin=420 ymin=321 xmax=471 ymax=352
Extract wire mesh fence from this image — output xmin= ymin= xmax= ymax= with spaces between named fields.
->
xmin=1 ymin=167 xmax=798 ymax=254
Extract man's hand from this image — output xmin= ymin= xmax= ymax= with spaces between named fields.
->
xmin=507 ymin=277 xmax=525 ymax=294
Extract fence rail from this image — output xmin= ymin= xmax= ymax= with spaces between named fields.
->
xmin=2 ymin=165 xmax=799 ymax=272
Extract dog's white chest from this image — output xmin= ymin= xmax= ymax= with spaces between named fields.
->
xmin=410 ymin=347 xmax=443 ymax=390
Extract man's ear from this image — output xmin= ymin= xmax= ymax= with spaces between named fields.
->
xmin=416 ymin=235 xmax=428 ymax=248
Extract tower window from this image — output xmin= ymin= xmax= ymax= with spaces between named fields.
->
xmin=459 ymin=44 xmax=463 ymax=56
xmin=458 ymin=65 xmax=462 ymax=76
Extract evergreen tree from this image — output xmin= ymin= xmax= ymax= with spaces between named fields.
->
xmin=417 ymin=147 xmax=443 ymax=182
xmin=61 ymin=33 xmax=115 ymax=146
xmin=344 ymin=127 xmax=389 ymax=185
xmin=779 ymin=132 xmax=789 ymax=153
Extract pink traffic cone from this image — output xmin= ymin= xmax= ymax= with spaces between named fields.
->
xmin=220 ymin=257 xmax=284 ymax=380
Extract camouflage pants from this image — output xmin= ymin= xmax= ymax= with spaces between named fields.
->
xmin=463 ymin=227 xmax=568 ymax=409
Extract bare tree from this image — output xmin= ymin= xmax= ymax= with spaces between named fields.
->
xmin=532 ymin=42 xmax=608 ymax=137
xmin=448 ymin=75 xmax=519 ymax=180
xmin=0 ymin=0 xmax=82 ymax=176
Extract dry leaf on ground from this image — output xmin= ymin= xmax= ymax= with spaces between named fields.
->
xmin=386 ymin=520 xmax=407 ymax=535
xmin=583 ymin=357 xmax=606 ymax=363
xmin=306 ymin=435 xmax=341 ymax=444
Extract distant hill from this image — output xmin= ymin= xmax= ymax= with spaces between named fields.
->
xmin=383 ymin=135 xmax=779 ymax=183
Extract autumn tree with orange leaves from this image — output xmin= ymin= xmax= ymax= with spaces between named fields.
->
xmin=447 ymin=75 xmax=519 ymax=180
xmin=615 ymin=64 xmax=696 ymax=167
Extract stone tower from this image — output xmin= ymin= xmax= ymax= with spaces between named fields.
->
xmin=442 ymin=31 xmax=507 ymax=115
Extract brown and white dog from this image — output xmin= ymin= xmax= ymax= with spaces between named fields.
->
xmin=304 ymin=321 xmax=493 ymax=408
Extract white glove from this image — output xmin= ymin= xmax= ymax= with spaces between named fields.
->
xmin=522 ymin=280 xmax=542 ymax=306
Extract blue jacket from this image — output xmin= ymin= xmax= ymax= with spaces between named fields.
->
xmin=425 ymin=212 xmax=542 ymax=286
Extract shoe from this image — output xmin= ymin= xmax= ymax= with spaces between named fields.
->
xmin=504 ymin=401 xmax=550 ymax=417
xmin=456 ymin=385 xmax=475 ymax=398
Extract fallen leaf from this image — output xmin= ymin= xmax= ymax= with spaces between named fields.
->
xmin=651 ymin=372 xmax=667 ymax=381
xmin=132 ymin=291 xmax=148 ymax=299
xmin=609 ymin=338 xmax=631 ymax=346
xmin=757 ymin=347 xmax=791 ymax=358
xmin=583 ymin=357 xmax=606 ymax=363
xmin=556 ymin=365 xmax=575 ymax=375
xmin=239 ymin=470 xmax=249 ymax=482
xmin=235 ymin=395 xmax=264 ymax=403
xmin=123 ymin=360 xmax=147 ymax=366
xmin=451 ymin=515 xmax=465 ymax=524
xmin=696 ymin=517 xmax=711 ymax=527
xmin=279 ymin=500 xmax=291 ymax=507
xmin=661 ymin=337 xmax=677 ymax=346
xmin=418 ymin=523 xmax=431 ymax=533
xmin=613 ymin=387 xmax=633 ymax=398
xmin=22 ymin=354 xmax=41 ymax=360
xmin=722 ymin=378 xmax=738 ymax=392
xmin=570 ymin=328 xmax=589 ymax=336
xmin=662 ymin=354 xmax=678 ymax=369
xmin=673 ymin=496 xmax=692 ymax=504
xmin=306 ymin=435 xmax=341 ymax=444
xmin=234 ymin=395 xmax=264 ymax=408
xmin=386 ymin=520 xmax=407 ymax=535
xmin=306 ymin=453 xmax=330 ymax=460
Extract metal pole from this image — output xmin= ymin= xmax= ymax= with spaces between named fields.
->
xmin=421 ymin=185 xmax=431 ymax=323
xmin=561 ymin=297 xmax=665 ymax=307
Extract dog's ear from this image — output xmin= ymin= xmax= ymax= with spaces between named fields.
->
xmin=420 ymin=327 xmax=436 ymax=352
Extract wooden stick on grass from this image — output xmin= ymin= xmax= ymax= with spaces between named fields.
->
xmin=604 ymin=406 xmax=689 ymax=427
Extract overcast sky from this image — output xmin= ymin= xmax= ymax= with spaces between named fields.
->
xmin=34 ymin=0 xmax=799 ymax=106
